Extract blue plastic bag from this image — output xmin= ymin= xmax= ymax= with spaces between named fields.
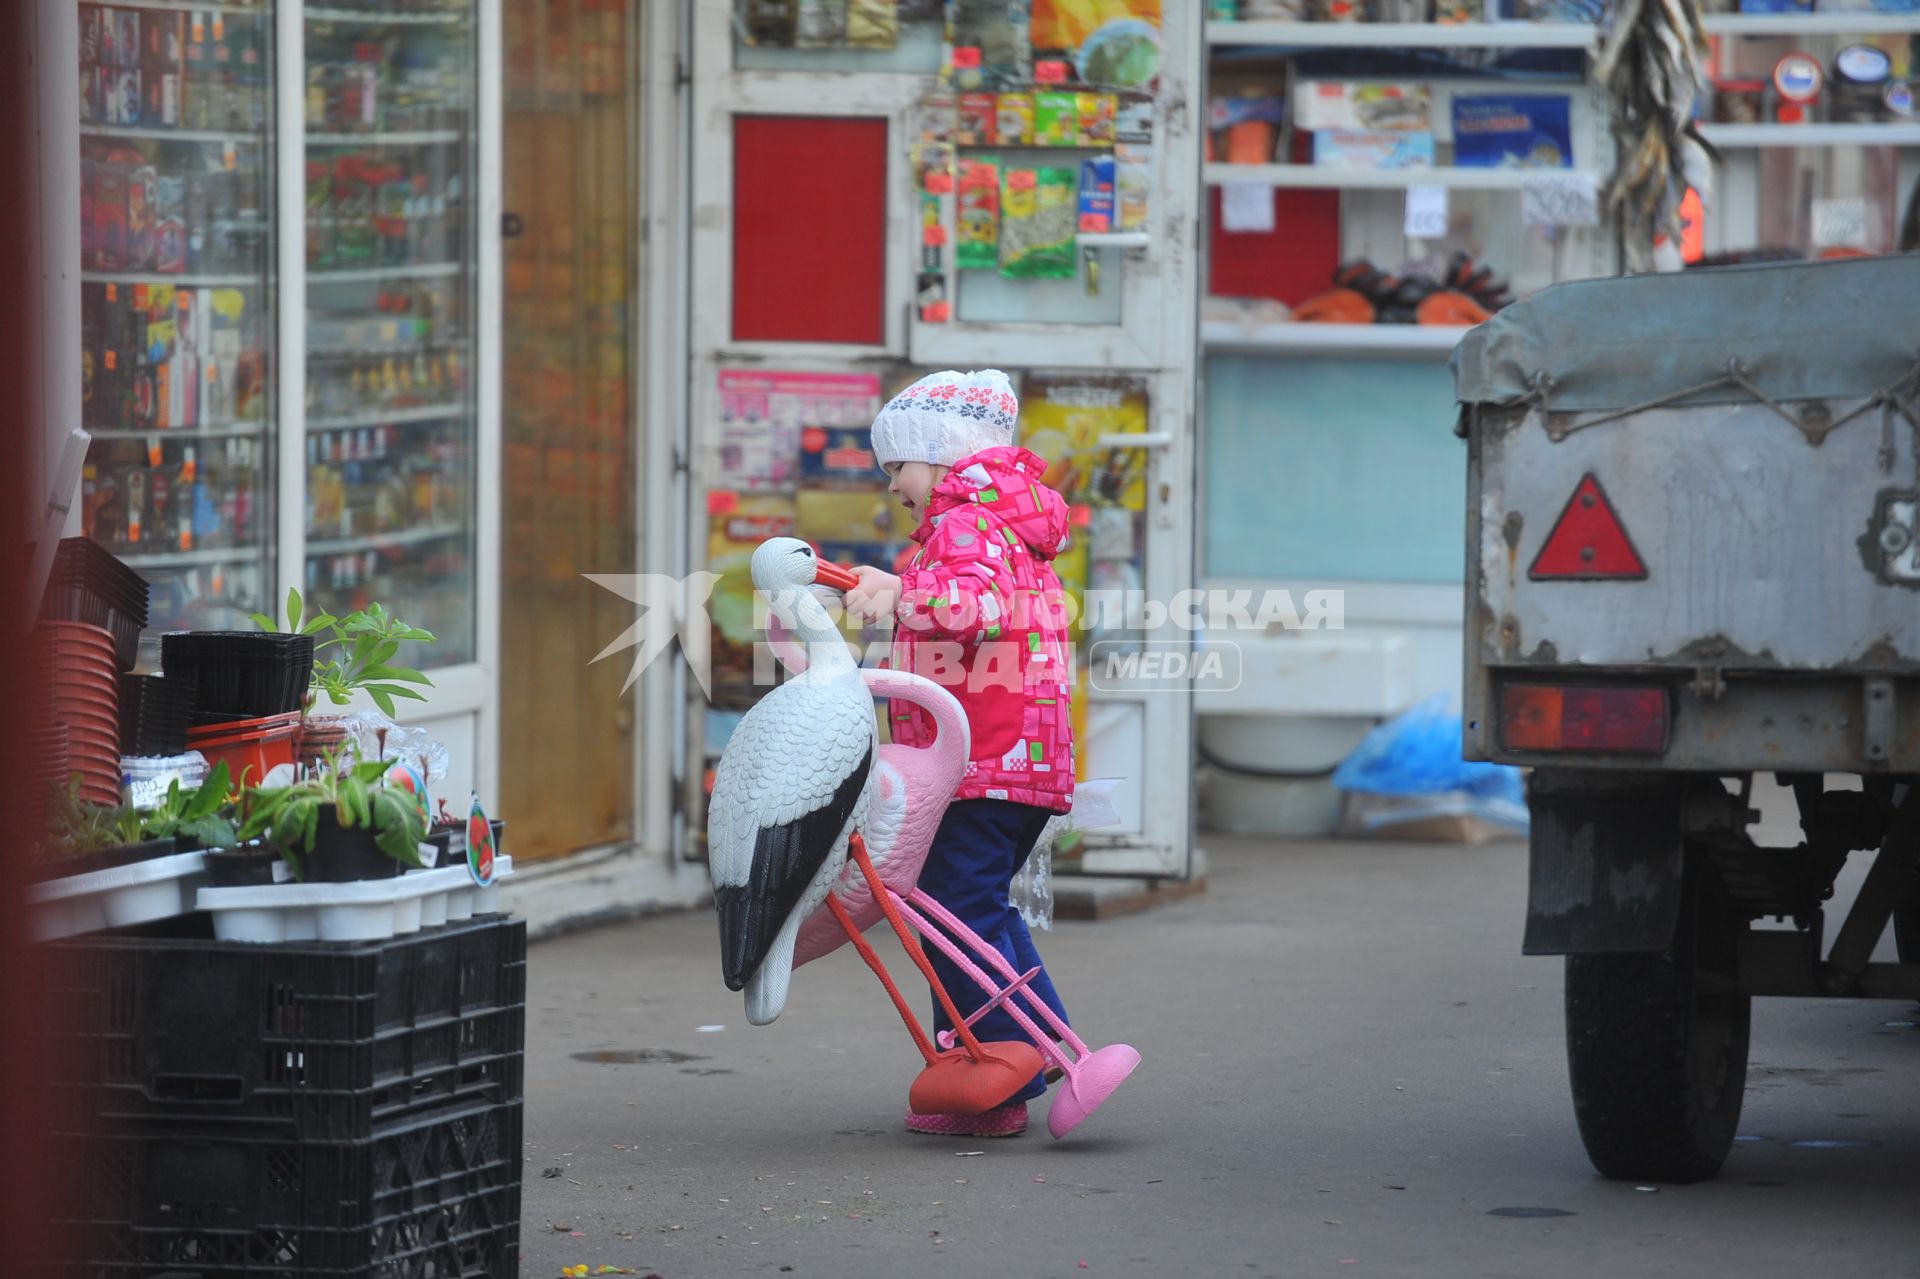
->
xmin=1332 ymin=693 xmax=1526 ymax=818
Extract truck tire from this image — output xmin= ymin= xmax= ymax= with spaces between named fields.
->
xmin=1563 ymin=883 xmax=1749 ymax=1184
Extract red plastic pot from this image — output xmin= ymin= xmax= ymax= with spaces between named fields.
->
xmin=187 ymin=711 xmax=303 ymax=789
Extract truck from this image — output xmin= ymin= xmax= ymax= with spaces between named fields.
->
xmin=1453 ymin=256 xmax=1920 ymax=1184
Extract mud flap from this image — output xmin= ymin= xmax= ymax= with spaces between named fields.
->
xmin=1523 ymin=774 xmax=1688 ymax=955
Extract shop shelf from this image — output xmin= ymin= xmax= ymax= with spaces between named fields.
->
xmin=1696 ymin=122 xmax=1920 ymax=148
xmin=80 ymin=125 xmax=263 ymax=144
xmin=115 ymin=0 xmax=264 ymax=13
xmin=305 ymin=524 xmax=467 ymax=557
xmin=1700 ymin=11 xmax=1920 ymax=34
xmin=1205 ymin=19 xmax=1599 ymax=48
xmin=307 ymin=131 xmax=464 ymax=148
xmin=1204 ymin=162 xmax=1600 ymax=190
xmin=307 ymin=5 xmax=472 ymax=24
xmin=47 ymin=913 xmax=526 ymax=1142
xmin=113 ymin=544 xmax=264 ymax=569
xmin=308 ymin=403 xmax=467 ymax=430
xmin=86 ymin=421 xmax=270 ymax=441
xmin=309 ymin=262 xmax=464 ymax=283
xmin=82 ymin=270 xmax=262 ymax=287
xmin=1202 ymin=319 xmax=1471 ymax=356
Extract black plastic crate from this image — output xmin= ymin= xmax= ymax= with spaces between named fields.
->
xmin=49 ymin=914 xmax=526 ymax=1143
xmin=53 ymin=1098 xmax=523 ymax=1278
xmin=119 ymin=672 xmax=196 ymax=757
xmin=161 ymin=631 xmax=315 ymax=719
xmin=43 ymin=537 xmax=151 ymax=672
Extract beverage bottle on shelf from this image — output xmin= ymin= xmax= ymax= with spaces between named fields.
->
xmin=234 ymin=439 xmax=253 ymax=541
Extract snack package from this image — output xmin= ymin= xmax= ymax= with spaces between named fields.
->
xmin=957 ymin=157 xmax=1003 ymax=270
xmin=153 ymin=175 xmax=187 ymax=274
xmin=1018 ymin=376 xmax=1152 ymax=510
xmin=1114 ymin=142 xmax=1151 ymax=230
xmin=996 ymin=92 xmax=1035 ymax=145
xmin=742 ymin=0 xmax=799 ymax=45
xmin=949 ymin=0 xmax=1033 ymax=89
xmin=1076 ymin=155 xmax=1115 ymax=233
xmin=1293 ymin=80 xmax=1431 ymax=132
xmin=1312 ymin=129 xmax=1435 ymax=170
xmin=1450 ymin=94 xmax=1573 ymax=168
xmin=847 ymin=0 xmax=899 ymax=47
xmin=799 ymin=426 xmax=881 ymax=489
xmin=1078 ymin=92 xmax=1118 ymax=145
xmin=958 ymin=92 xmax=997 ymax=145
xmin=795 ymin=0 xmax=849 ymax=48
xmin=999 ymin=166 xmax=1078 ymax=279
xmin=1035 ymin=90 xmax=1080 ymax=145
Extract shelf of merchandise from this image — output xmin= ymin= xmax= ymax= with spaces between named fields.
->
xmin=1201 ymin=320 xmax=1471 ymax=355
xmin=308 ymin=403 xmax=467 ymax=430
xmin=82 ymin=270 xmax=262 ymax=287
xmin=113 ymin=545 xmax=263 ymax=569
xmin=308 ymin=262 xmax=465 ymax=282
xmin=1205 ymin=162 xmax=1599 ymax=189
xmin=306 ymin=7 xmax=470 ymax=24
xmin=306 ymin=524 xmax=466 ymax=556
xmin=87 ymin=421 xmax=270 ymax=442
xmin=1698 ymin=121 xmax=1920 ymax=147
xmin=1700 ymin=11 xmax=1920 ymax=35
xmin=118 ymin=0 xmax=264 ymax=13
xmin=306 ymin=131 xmax=464 ymax=147
xmin=80 ymin=126 xmax=261 ymax=144
xmin=1205 ymin=19 xmax=1598 ymax=48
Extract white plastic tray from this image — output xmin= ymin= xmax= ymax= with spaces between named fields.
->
xmin=197 ymin=856 xmax=514 ymax=943
xmin=29 ymin=851 xmax=212 ymax=943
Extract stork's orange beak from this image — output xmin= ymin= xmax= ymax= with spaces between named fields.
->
xmin=813 ymin=559 xmax=860 ymax=592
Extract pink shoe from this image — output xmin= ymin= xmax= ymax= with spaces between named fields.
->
xmin=904 ymin=1102 xmax=1028 ymax=1138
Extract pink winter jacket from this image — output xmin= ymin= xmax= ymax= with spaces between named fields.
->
xmin=887 ymin=447 xmax=1075 ymax=814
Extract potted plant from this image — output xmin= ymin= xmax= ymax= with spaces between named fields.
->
xmin=237 ymin=753 xmax=428 ymax=883
xmin=37 ymin=780 xmax=170 ymax=879
xmin=250 ymin=589 xmax=437 ymax=718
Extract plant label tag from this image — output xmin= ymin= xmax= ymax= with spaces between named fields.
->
xmin=1522 ymin=171 xmax=1598 ymax=227
xmin=1404 ymin=184 xmax=1449 ymax=239
xmin=467 ymin=793 xmax=496 ymax=886
xmin=1812 ymin=197 xmax=1867 ymax=249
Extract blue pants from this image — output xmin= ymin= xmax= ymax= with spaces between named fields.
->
xmin=916 ymin=799 xmax=1070 ymax=1105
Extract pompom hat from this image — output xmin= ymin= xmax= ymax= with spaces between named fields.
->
xmin=870 ymin=369 xmax=1019 ymax=470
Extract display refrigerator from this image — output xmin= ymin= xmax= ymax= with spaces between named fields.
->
xmin=681 ymin=1 xmax=1201 ymax=877
xmin=72 ymin=0 xmax=500 ymax=805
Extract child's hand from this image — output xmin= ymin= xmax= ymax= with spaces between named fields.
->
xmin=843 ymin=566 xmax=903 ymax=624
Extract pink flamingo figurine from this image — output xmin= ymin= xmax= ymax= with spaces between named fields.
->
xmin=768 ymin=624 xmax=1142 ymax=1138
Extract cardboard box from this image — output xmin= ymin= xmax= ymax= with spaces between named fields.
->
xmin=1293 ymin=81 xmax=1432 ymax=133
xmin=1312 ymin=129 xmax=1435 ymax=170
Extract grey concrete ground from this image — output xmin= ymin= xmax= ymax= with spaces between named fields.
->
xmin=518 ymin=829 xmax=1917 ymax=1279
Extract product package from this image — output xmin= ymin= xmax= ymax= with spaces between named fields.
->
xmin=1078 ymin=92 xmax=1118 ymax=145
xmin=799 ymin=427 xmax=880 ymax=489
xmin=707 ymin=493 xmax=800 ymax=700
xmin=1208 ymin=94 xmax=1285 ymax=164
xmin=1018 ymin=376 xmax=1151 ymax=510
xmin=1077 ymin=155 xmax=1116 ymax=233
xmin=847 ymin=0 xmax=900 ymax=48
xmin=957 ymin=157 xmax=1003 ymax=269
xmin=958 ymin=92 xmax=997 ymax=145
xmin=1450 ymin=95 xmax=1573 ymax=168
xmin=1035 ymin=90 xmax=1080 ymax=145
xmin=795 ymin=0 xmax=850 ymax=48
xmin=1293 ymin=80 xmax=1431 ymax=132
xmin=999 ymin=166 xmax=1078 ymax=279
xmin=949 ymin=0 xmax=1033 ymax=89
xmin=1312 ymin=129 xmax=1435 ymax=170
xmin=996 ymin=92 xmax=1036 ymax=144
xmin=742 ymin=0 xmax=799 ymax=45
xmin=1115 ymin=143 xmax=1151 ymax=229
xmin=797 ymin=488 xmax=899 ymax=544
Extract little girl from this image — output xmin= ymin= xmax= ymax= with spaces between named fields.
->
xmin=843 ymin=368 xmax=1076 ymax=1139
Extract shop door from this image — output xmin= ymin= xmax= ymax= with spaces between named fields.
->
xmin=498 ymin=0 xmax=643 ymax=860
xmin=681 ymin=3 xmax=1200 ymax=878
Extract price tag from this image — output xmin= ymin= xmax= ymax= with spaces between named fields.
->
xmin=923 ymin=171 xmax=954 ymax=195
xmin=1035 ymin=60 xmax=1070 ymax=84
xmin=922 ymin=223 xmax=948 ymax=247
xmin=1007 ymin=168 xmax=1039 ymax=191
xmin=1812 ymin=197 xmax=1867 ymax=250
xmin=1403 ymin=184 xmax=1449 ymax=239
xmin=1521 ymin=171 xmax=1599 ymax=228
xmin=706 ymin=489 xmax=739 ymax=516
xmin=951 ymin=46 xmax=982 ymax=69
xmin=1220 ymin=181 xmax=1274 ymax=234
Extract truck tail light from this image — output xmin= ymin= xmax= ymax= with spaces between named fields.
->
xmin=1501 ymin=684 xmax=1670 ymax=754
xmin=1529 ymin=473 xmax=1647 ymax=580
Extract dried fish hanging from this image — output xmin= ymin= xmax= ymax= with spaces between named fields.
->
xmin=1594 ymin=0 xmax=1718 ymax=271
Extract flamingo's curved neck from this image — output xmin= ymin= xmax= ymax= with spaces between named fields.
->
xmin=865 ymin=667 xmax=971 ymax=759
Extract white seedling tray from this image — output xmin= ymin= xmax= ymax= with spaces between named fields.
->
xmin=197 ymin=856 xmax=514 ymax=944
xmin=29 ymin=851 xmax=213 ymax=943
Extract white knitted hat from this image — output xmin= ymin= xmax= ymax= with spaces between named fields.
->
xmin=870 ymin=369 xmax=1019 ymax=470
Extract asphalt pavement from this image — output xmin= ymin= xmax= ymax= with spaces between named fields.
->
xmin=518 ymin=818 xmax=1917 ymax=1279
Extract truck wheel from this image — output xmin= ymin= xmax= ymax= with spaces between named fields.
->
xmin=1563 ymin=886 xmax=1749 ymax=1184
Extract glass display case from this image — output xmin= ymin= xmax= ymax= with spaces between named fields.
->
xmin=78 ymin=0 xmax=278 ymax=634
xmin=302 ymin=1 xmax=479 ymax=667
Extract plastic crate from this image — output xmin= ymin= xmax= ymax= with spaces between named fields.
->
xmin=53 ymin=1098 xmax=522 ymax=1278
xmin=49 ymin=914 xmax=525 ymax=1143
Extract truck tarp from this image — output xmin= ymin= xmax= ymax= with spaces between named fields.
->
xmin=1452 ymin=256 xmax=1920 ymax=414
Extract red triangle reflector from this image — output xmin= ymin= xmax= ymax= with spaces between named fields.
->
xmin=1529 ymin=473 xmax=1647 ymax=580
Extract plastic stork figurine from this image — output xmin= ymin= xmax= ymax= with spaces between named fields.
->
xmin=708 ymin=538 xmax=1043 ymax=1116
xmin=767 ymin=626 xmax=1141 ymax=1138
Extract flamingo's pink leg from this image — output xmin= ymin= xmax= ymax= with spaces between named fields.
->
xmin=906 ymin=886 xmax=1095 ymax=1058
xmin=892 ymin=894 xmax=1078 ymax=1075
